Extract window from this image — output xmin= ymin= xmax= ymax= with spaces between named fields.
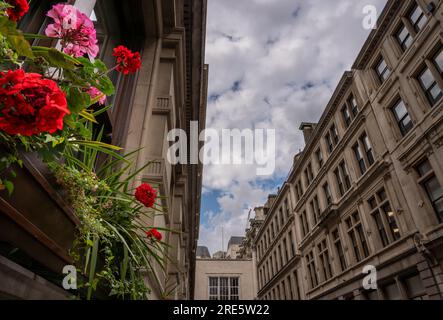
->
xmin=434 ymin=48 xmax=443 ymax=74
xmin=323 ymin=182 xmax=333 ymax=206
xmin=284 ymin=199 xmax=291 ymax=218
xmin=348 ymin=95 xmax=359 ymax=118
xmin=353 ymin=133 xmax=375 ymax=176
xmin=317 ymin=239 xmax=333 ymax=282
xmin=362 ymin=133 xmax=374 ymax=166
xmin=209 ymin=277 xmax=240 ymax=300
xmin=325 ymin=123 xmax=340 ymax=154
xmin=293 ymin=270 xmax=301 ymax=299
xmin=396 ymin=24 xmax=413 ymax=51
xmin=382 ymin=282 xmax=401 ymax=300
xmin=341 ymin=95 xmax=359 ymax=129
xmin=17 ymin=0 xmax=57 ymax=34
xmin=316 ymin=148 xmax=324 ymax=169
xmin=278 ymin=245 xmax=283 ymax=269
xmin=325 ymin=133 xmax=334 ymax=154
xmin=295 ymin=180 xmax=304 ymax=201
xmin=332 ymin=229 xmax=347 ymax=272
xmin=310 ymin=196 xmax=321 ymax=226
xmin=345 ymin=212 xmax=370 ymax=263
xmin=409 ymin=3 xmax=427 ymax=33
xmin=368 ymin=188 xmax=401 ymax=247
xmin=418 ymin=67 xmax=443 ymax=106
xmin=376 ymin=56 xmax=391 ymax=83
xmin=342 ymin=104 xmax=352 ymax=128
xmin=288 ymin=231 xmax=296 ymax=257
xmin=305 ymin=163 xmax=314 ymax=186
xmin=287 ymin=275 xmax=294 ymax=300
xmin=353 ymin=143 xmax=367 ymax=175
xmin=404 ymin=274 xmax=428 ymax=300
xmin=306 ymin=251 xmax=318 ymax=289
xmin=330 ymin=123 xmax=339 ymax=145
xmin=283 ymin=239 xmax=289 ymax=263
xmin=335 ymin=160 xmax=352 ymax=197
xmin=300 ymin=210 xmax=309 ymax=238
xmin=270 ymin=222 xmax=275 ymax=239
xmin=416 ymin=160 xmax=443 ymax=222
xmin=279 ymin=208 xmax=285 ymax=227
xmin=392 ymin=99 xmax=413 ymax=136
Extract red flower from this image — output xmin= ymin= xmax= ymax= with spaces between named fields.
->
xmin=135 ymin=183 xmax=157 ymax=208
xmin=5 ymin=0 xmax=29 ymax=22
xmin=146 ymin=228 xmax=162 ymax=241
xmin=0 ymin=69 xmax=70 ymax=136
xmin=113 ymin=45 xmax=141 ymax=75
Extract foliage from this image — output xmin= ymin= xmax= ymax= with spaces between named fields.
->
xmin=0 ymin=1 xmax=166 ymax=300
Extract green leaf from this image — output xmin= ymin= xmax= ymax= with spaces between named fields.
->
xmin=86 ymin=236 xmax=99 ymax=300
xmin=95 ymin=76 xmax=115 ymax=96
xmin=32 ymin=47 xmax=79 ymax=70
xmin=0 ymin=17 xmax=34 ymax=58
xmin=4 ymin=180 xmax=14 ymax=196
xmin=67 ymin=87 xmax=91 ymax=114
xmin=79 ymin=110 xmax=97 ymax=123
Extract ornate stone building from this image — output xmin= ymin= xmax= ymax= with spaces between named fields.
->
xmin=0 ymin=0 xmax=208 ymax=300
xmin=254 ymin=0 xmax=443 ymax=300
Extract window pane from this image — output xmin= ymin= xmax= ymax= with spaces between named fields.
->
xmin=384 ymin=283 xmax=401 ymax=300
xmin=393 ymin=100 xmax=408 ymax=120
xmin=417 ymin=160 xmax=432 ymax=177
xmin=404 ymin=274 xmax=427 ymax=300
xmin=434 ymin=49 xmax=443 ymax=73
xmin=425 ymin=177 xmax=443 ymax=201
xmin=377 ymin=59 xmax=387 ymax=74
xmin=419 ymin=68 xmax=435 ymax=89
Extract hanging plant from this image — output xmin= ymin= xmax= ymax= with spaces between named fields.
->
xmin=0 ymin=1 xmax=167 ymax=300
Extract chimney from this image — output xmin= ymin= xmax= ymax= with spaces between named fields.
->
xmin=299 ymin=122 xmax=317 ymax=144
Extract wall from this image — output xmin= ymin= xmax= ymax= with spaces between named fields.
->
xmin=194 ymin=259 xmax=255 ymax=300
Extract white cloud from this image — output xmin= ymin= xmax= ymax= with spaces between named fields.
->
xmin=199 ymin=0 xmax=388 ymax=253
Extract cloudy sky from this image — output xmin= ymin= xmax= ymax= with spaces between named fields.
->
xmin=199 ymin=0 xmax=388 ymax=256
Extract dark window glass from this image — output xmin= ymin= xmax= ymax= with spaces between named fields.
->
xmin=417 ymin=160 xmax=443 ymax=222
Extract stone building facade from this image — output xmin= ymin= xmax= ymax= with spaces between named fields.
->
xmin=0 ymin=0 xmax=208 ymax=300
xmin=254 ymin=0 xmax=443 ymax=300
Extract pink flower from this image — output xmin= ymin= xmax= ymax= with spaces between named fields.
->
xmin=87 ymin=87 xmax=106 ymax=106
xmin=45 ymin=4 xmax=99 ymax=58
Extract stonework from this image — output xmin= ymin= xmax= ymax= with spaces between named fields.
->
xmin=253 ymin=0 xmax=443 ymax=300
xmin=194 ymin=259 xmax=255 ymax=300
xmin=0 ymin=0 xmax=208 ymax=301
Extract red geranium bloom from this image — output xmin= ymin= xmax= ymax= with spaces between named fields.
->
xmin=0 ymin=69 xmax=70 ymax=136
xmin=146 ymin=228 xmax=162 ymax=241
xmin=135 ymin=183 xmax=157 ymax=208
xmin=113 ymin=45 xmax=142 ymax=75
xmin=5 ymin=0 xmax=29 ymax=22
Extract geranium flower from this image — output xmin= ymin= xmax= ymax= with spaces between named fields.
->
xmin=113 ymin=45 xmax=142 ymax=75
xmin=87 ymin=87 xmax=106 ymax=106
xmin=0 ymin=69 xmax=70 ymax=136
xmin=146 ymin=228 xmax=162 ymax=241
xmin=135 ymin=183 xmax=157 ymax=208
xmin=5 ymin=0 xmax=29 ymax=22
xmin=45 ymin=4 xmax=99 ymax=58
